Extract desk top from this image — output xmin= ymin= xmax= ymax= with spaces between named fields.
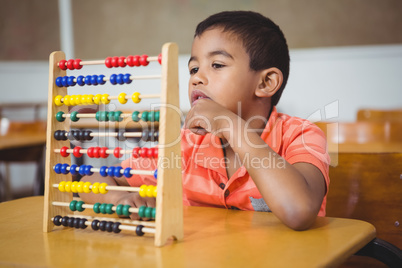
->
xmin=0 ymin=196 xmax=376 ymax=268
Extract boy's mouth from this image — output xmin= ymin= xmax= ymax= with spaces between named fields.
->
xmin=191 ymin=90 xmax=211 ymax=105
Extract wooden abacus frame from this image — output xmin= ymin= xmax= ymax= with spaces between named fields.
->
xmin=43 ymin=43 xmax=183 ymax=247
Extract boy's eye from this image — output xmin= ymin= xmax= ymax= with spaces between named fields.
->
xmin=189 ymin=67 xmax=199 ymax=75
xmin=212 ymin=63 xmax=224 ymax=69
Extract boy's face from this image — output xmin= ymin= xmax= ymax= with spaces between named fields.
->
xmin=188 ymin=28 xmax=265 ymax=121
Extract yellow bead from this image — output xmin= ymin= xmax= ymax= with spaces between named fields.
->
xmin=94 ymin=94 xmax=102 ymax=105
xmin=101 ymin=94 xmax=110 ymax=104
xmin=99 ymin=182 xmax=108 ymax=194
xmin=76 ymin=181 xmax=84 ymax=193
xmin=75 ymin=95 xmax=82 ymax=105
xmin=63 ymin=95 xmax=71 ymax=106
xmin=54 ymin=95 xmax=63 ymax=106
xmin=87 ymin=94 xmax=94 ymax=105
xmin=146 ymin=185 xmax=154 ymax=198
xmin=58 ymin=181 xmax=66 ymax=192
xmin=69 ymin=95 xmax=76 ymax=106
xmin=81 ymin=95 xmax=87 ymax=105
xmin=70 ymin=181 xmax=78 ymax=193
xmin=92 ymin=182 xmax=100 ymax=194
xmin=83 ymin=182 xmax=92 ymax=193
xmin=64 ymin=181 xmax=72 ymax=192
xmin=132 ymin=92 xmax=141 ymax=104
xmin=139 ymin=184 xmax=147 ymax=198
xmin=118 ymin=93 xmax=127 ymax=104
xmin=153 ymin=186 xmax=157 ymax=198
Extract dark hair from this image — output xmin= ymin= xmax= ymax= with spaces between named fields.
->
xmin=194 ymin=11 xmax=290 ymax=106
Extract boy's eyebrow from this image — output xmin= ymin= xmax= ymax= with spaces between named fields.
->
xmin=188 ymin=50 xmax=234 ymax=66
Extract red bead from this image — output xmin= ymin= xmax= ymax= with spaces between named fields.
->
xmin=141 ymin=147 xmax=148 ymax=158
xmin=114 ymin=147 xmax=122 ymax=158
xmin=126 ymin=55 xmax=134 ymax=67
xmin=73 ymin=146 xmax=83 ymax=158
xmin=158 ymin=53 xmax=162 ymax=65
xmin=139 ymin=55 xmax=149 ymax=66
xmin=73 ymin=59 xmax=82 ymax=70
xmin=93 ymin=147 xmax=101 ymax=158
xmin=111 ymin=56 xmax=119 ymax=67
xmin=87 ymin=147 xmax=94 ymax=158
xmin=100 ymin=147 xmax=109 ymax=158
xmin=133 ymin=55 xmax=140 ymax=66
xmin=60 ymin=146 xmax=70 ymax=157
xmin=147 ymin=148 xmax=154 ymax=158
xmin=132 ymin=147 xmax=140 ymax=158
xmin=105 ymin=57 xmax=113 ymax=68
xmin=152 ymin=147 xmax=158 ymax=158
xmin=66 ymin=59 xmax=75 ymax=70
xmin=59 ymin=60 xmax=67 ymax=70
xmin=118 ymin=56 xmax=126 ymax=67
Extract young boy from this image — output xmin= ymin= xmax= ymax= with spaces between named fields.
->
xmin=80 ymin=11 xmax=330 ymax=231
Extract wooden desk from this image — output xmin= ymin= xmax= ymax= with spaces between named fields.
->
xmin=0 ymin=132 xmax=46 ymax=150
xmin=0 ymin=196 xmax=376 ymax=267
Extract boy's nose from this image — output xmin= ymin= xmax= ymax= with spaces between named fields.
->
xmin=191 ymin=71 xmax=207 ymax=86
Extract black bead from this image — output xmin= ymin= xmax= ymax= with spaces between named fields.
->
xmin=91 ymin=220 xmax=100 ymax=231
xmin=77 ymin=130 xmax=84 ymax=141
xmin=99 ymin=220 xmax=107 ymax=231
xmin=141 ymin=129 xmax=149 ymax=141
xmin=61 ymin=216 xmax=69 ymax=227
xmin=112 ymin=222 xmax=121 ymax=233
xmin=83 ymin=130 xmax=92 ymax=141
xmin=105 ymin=221 xmax=113 ymax=232
xmin=61 ymin=130 xmax=68 ymax=140
xmin=117 ymin=131 xmax=126 ymax=141
xmin=53 ymin=215 xmax=62 ymax=226
xmin=68 ymin=130 xmax=76 ymax=141
xmin=79 ymin=218 xmax=87 ymax=229
xmin=135 ymin=225 xmax=145 ymax=236
xmin=72 ymin=130 xmax=80 ymax=141
xmin=154 ymin=131 xmax=159 ymax=141
xmin=73 ymin=217 xmax=80 ymax=229
xmin=67 ymin=217 xmax=75 ymax=227
xmin=54 ymin=130 xmax=60 ymax=140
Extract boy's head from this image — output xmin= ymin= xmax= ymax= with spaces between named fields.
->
xmin=194 ymin=11 xmax=289 ymax=106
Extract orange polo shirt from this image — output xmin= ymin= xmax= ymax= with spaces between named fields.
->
xmin=122 ymin=107 xmax=330 ymax=216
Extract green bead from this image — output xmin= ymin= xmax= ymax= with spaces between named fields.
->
xmin=132 ymin=111 xmax=140 ymax=122
xmin=155 ymin=111 xmax=160 ymax=122
xmin=115 ymin=204 xmax=123 ymax=215
xmin=99 ymin=203 xmax=107 ymax=214
xmin=93 ymin=202 xmax=101 ymax=213
xmin=145 ymin=207 xmax=153 ymax=218
xmin=148 ymin=111 xmax=154 ymax=122
xmin=122 ymin=205 xmax=131 ymax=216
xmin=106 ymin=203 xmax=114 ymax=214
xmin=141 ymin=111 xmax=149 ymax=122
xmin=152 ymin=208 xmax=156 ymax=219
xmin=55 ymin=111 xmax=65 ymax=122
xmin=95 ymin=111 xmax=100 ymax=121
xmin=114 ymin=111 xmax=122 ymax=122
xmin=70 ymin=111 xmax=79 ymax=122
xmin=138 ymin=206 xmax=146 ymax=218
xmin=99 ymin=111 xmax=108 ymax=122
xmin=108 ymin=111 xmax=115 ymax=122
xmin=76 ymin=201 xmax=85 ymax=212
xmin=69 ymin=200 xmax=77 ymax=211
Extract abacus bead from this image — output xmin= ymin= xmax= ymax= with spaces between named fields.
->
xmin=115 ymin=204 xmax=123 ymax=215
xmin=59 ymin=59 xmax=67 ymax=70
xmin=73 ymin=59 xmax=82 ymax=69
xmin=109 ymin=74 xmax=117 ymax=85
xmin=123 ymin=167 xmax=132 ymax=178
xmin=67 ymin=76 xmax=76 ymax=86
xmin=105 ymin=221 xmax=114 ymax=232
xmin=152 ymin=147 xmax=158 ymax=158
xmin=106 ymin=203 xmax=114 ymax=214
xmin=70 ymin=111 xmax=79 ymax=122
xmin=63 ymin=95 xmax=71 ymax=106
xmin=116 ymin=74 xmax=124 ymax=85
xmin=123 ymin=73 xmax=131 ymax=84
xmin=101 ymin=94 xmax=110 ymax=104
xmin=132 ymin=147 xmax=140 ymax=158
xmin=69 ymin=200 xmax=77 ymax=211
xmin=99 ymin=203 xmax=107 ymax=214
xmin=93 ymin=202 xmax=101 ymax=213
xmin=112 ymin=222 xmax=121 ymax=233
xmin=67 ymin=59 xmax=75 ymax=70
xmin=141 ymin=129 xmax=149 ymax=141
xmin=148 ymin=111 xmax=154 ymax=122
xmin=117 ymin=131 xmax=126 ymax=141
xmin=77 ymin=75 xmax=85 ymax=86
xmin=153 ymin=169 xmax=158 ymax=180
xmin=114 ymin=111 xmax=122 ymax=122
xmin=79 ymin=165 xmax=86 ymax=176
xmin=85 ymin=165 xmax=93 ymax=175
xmin=71 ymin=181 xmax=78 ymax=193
xmin=146 ymin=185 xmax=154 ymax=198
xmin=83 ymin=182 xmax=92 ymax=193
xmin=132 ymin=92 xmax=141 ymax=103
xmin=93 ymin=147 xmax=100 ymax=158
xmin=133 ymin=55 xmax=140 ymax=66
xmin=61 ymin=163 xmax=69 ymax=174
xmin=158 ymin=53 xmax=162 ymax=64
xmin=61 ymin=76 xmax=69 ymax=87
xmin=70 ymin=164 xmax=78 ymax=175
xmin=99 ymin=111 xmax=109 ymax=122
xmin=86 ymin=94 xmax=94 ymax=104
xmin=108 ymin=111 xmax=115 ymax=122
xmin=99 ymin=182 xmax=108 ymax=194
xmin=139 ymin=185 xmax=147 ymax=197
xmin=99 ymin=166 xmax=108 ymax=177
xmin=69 ymin=95 xmax=76 ymax=106
xmin=141 ymin=111 xmax=149 ymax=122
xmin=152 ymin=208 xmax=156 ymax=219
xmin=118 ymin=56 xmax=126 ymax=67
xmin=126 ymin=55 xmax=134 ymax=66
xmin=91 ymin=220 xmax=100 ymax=230
xmin=56 ymin=111 xmax=65 ymax=122
xmin=72 ymin=130 xmax=80 ymax=140
xmin=105 ymin=57 xmax=112 ymax=68
xmin=132 ymin=111 xmax=140 ymax=122
xmin=153 ymin=186 xmax=157 ymax=198
xmin=53 ymin=215 xmax=62 ymax=226
xmin=73 ymin=146 xmax=83 ymax=157
xmin=67 ymin=217 xmax=75 ymax=227
xmin=141 ymin=147 xmax=148 ymax=158
xmin=73 ymin=218 xmax=80 ymax=229
xmin=138 ymin=206 xmax=146 ymax=218
xmin=107 ymin=166 xmax=115 ymax=177
xmin=147 ymin=148 xmax=154 ymax=158
xmin=118 ymin=92 xmax=127 ymax=104
xmin=139 ymin=55 xmax=149 ymax=66
xmin=55 ymin=77 xmax=63 ymax=87
xmin=114 ymin=166 xmax=123 ymax=177
xmin=92 ymin=182 xmax=100 ymax=194
xmin=111 ymin=56 xmax=119 ymax=67
xmin=64 ymin=181 xmax=72 ymax=192
xmin=76 ymin=201 xmax=85 ymax=212
xmin=58 ymin=181 xmax=66 ymax=192
xmin=99 ymin=220 xmax=107 ymax=231
xmin=61 ymin=216 xmax=69 ymax=227
xmin=90 ymin=75 xmax=98 ymax=85
xmin=136 ymin=225 xmax=145 ymax=236
xmin=97 ymin=75 xmax=106 ymax=85
xmin=67 ymin=130 xmax=75 ymax=141
xmin=60 ymin=146 xmax=69 ymax=157
xmin=54 ymin=95 xmax=63 ymax=106
xmin=94 ymin=94 xmax=102 ymax=105
xmin=122 ymin=205 xmax=131 ymax=216
xmin=114 ymin=147 xmax=122 ymax=158
xmin=155 ymin=111 xmax=160 ymax=122
xmin=75 ymin=94 xmax=82 ymax=104
xmin=76 ymin=181 xmax=84 ymax=193
xmin=95 ymin=111 xmax=100 ymax=121
xmin=85 ymin=75 xmax=92 ymax=85
xmin=79 ymin=218 xmax=87 ymax=229
xmin=145 ymin=207 xmax=153 ymax=218
xmin=87 ymin=147 xmax=94 ymax=158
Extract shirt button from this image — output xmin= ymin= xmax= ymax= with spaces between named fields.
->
xmin=219 ymin=183 xmax=225 ymax=189
xmin=224 ymin=189 xmax=230 ymax=197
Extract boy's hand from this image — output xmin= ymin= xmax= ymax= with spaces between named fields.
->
xmin=114 ymin=192 xmax=156 ymax=221
xmin=184 ymin=98 xmax=238 ymax=140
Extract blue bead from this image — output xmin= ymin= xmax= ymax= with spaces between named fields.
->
xmin=67 ymin=76 xmax=76 ymax=86
xmin=123 ymin=167 xmax=132 ymax=178
xmin=107 ymin=166 xmax=115 ymax=177
xmin=99 ymin=166 xmax=108 ymax=177
xmin=153 ymin=169 xmax=158 ymax=179
xmin=61 ymin=76 xmax=69 ymax=87
xmin=123 ymin=73 xmax=132 ymax=84
xmin=91 ymin=75 xmax=98 ymax=85
xmin=79 ymin=165 xmax=86 ymax=176
xmin=77 ymin=75 xmax=85 ymax=86
xmin=109 ymin=74 xmax=117 ymax=85
xmin=55 ymin=77 xmax=63 ymax=87
xmin=116 ymin=74 xmax=124 ymax=85
xmin=97 ymin=75 xmax=106 ymax=85
xmin=61 ymin=163 xmax=70 ymax=174
xmin=54 ymin=163 xmax=62 ymax=174
xmin=70 ymin=164 xmax=78 ymax=175
xmin=85 ymin=165 xmax=93 ymax=176
xmin=114 ymin=166 xmax=123 ymax=177
xmin=85 ymin=75 xmax=92 ymax=85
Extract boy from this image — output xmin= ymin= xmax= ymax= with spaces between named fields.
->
xmin=80 ymin=11 xmax=330 ymax=231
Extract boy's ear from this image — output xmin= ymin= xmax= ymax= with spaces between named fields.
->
xmin=255 ymin=68 xmax=283 ymax=98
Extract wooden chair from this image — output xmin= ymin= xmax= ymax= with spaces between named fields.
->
xmin=357 ymin=108 xmax=402 ymax=122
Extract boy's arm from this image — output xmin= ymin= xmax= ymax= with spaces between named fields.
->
xmin=185 ymin=99 xmax=325 ymax=230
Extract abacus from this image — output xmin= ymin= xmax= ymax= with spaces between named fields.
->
xmin=43 ymin=43 xmax=183 ymax=247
